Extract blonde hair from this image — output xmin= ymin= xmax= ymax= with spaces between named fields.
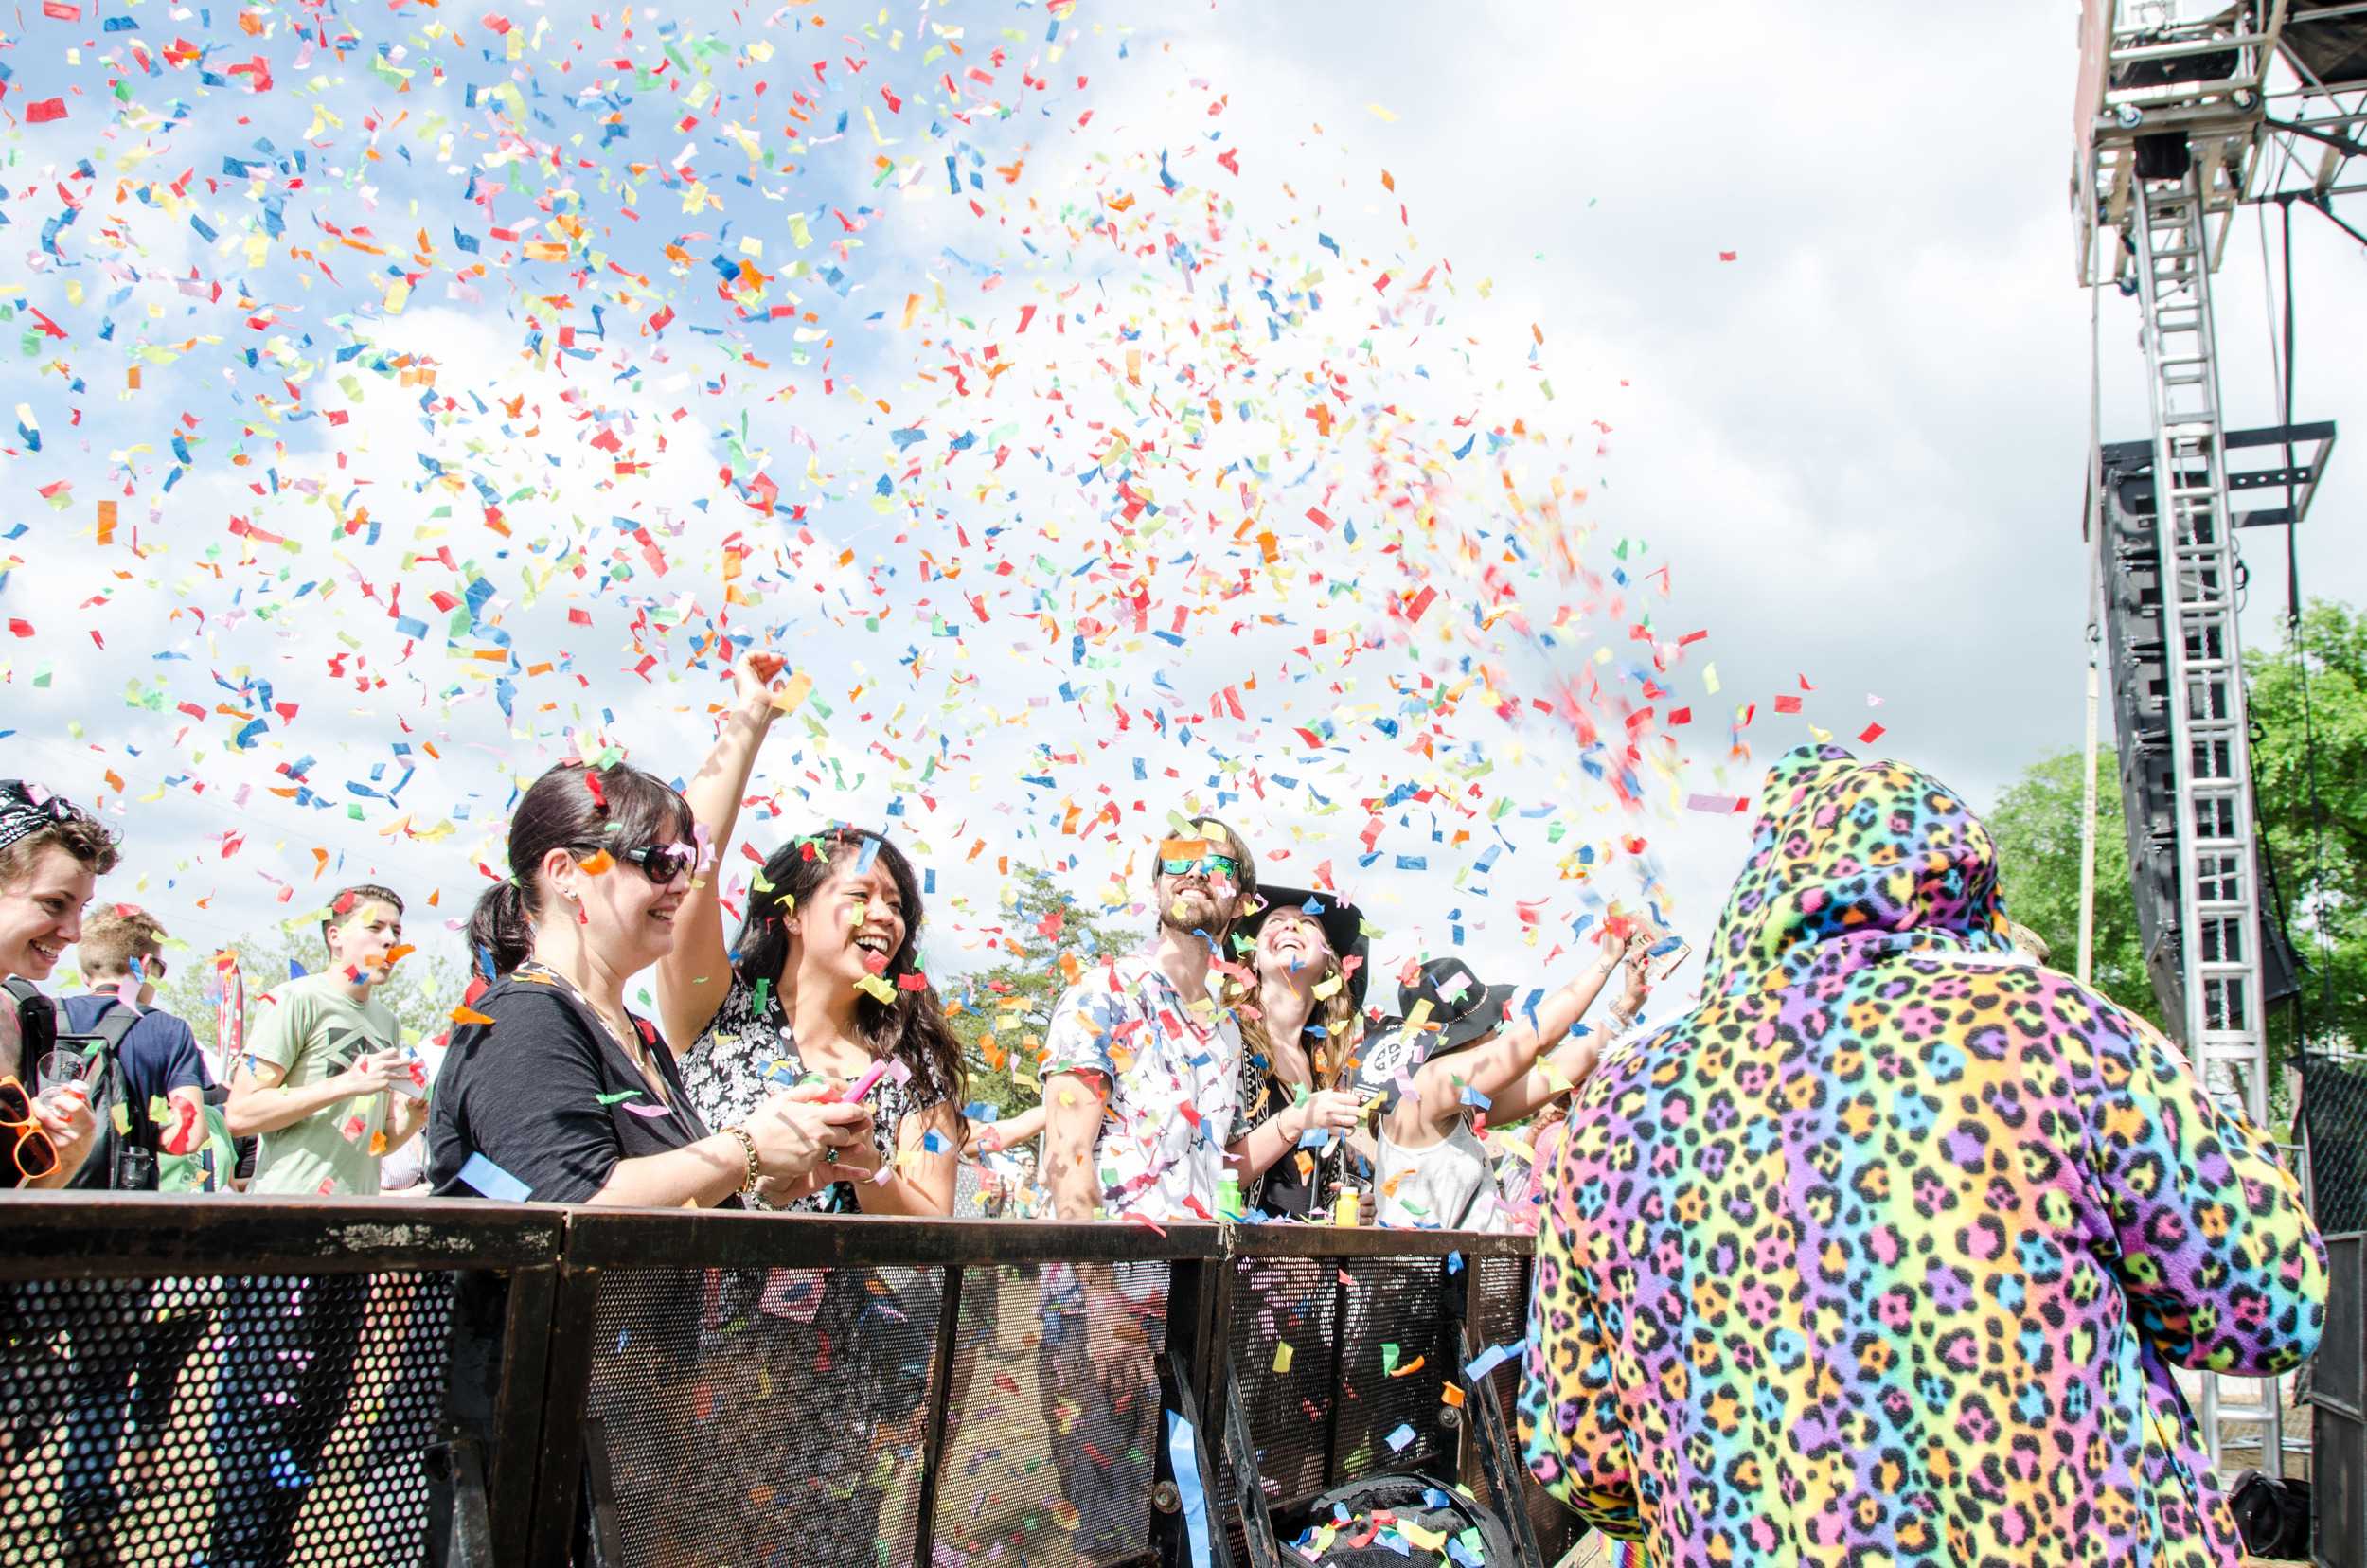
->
xmin=80 ymin=904 xmax=167 ymax=979
xmin=1230 ymin=952 xmax=1364 ymax=1095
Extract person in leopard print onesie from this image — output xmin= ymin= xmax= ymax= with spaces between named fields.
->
xmin=1520 ymin=744 xmax=2326 ymax=1567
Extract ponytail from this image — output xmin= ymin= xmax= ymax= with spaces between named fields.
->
xmin=469 ymin=881 xmax=537 ymax=982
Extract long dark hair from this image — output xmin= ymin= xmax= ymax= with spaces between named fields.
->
xmin=733 ymin=827 xmax=965 ymax=1107
xmin=470 ymin=760 xmax=695 ymax=979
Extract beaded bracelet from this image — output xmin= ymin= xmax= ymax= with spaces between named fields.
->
xmin=725 ymin=1125 xmax=760 ymax=1194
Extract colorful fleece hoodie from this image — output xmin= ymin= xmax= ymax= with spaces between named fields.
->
xmin=1519 ymin=746 xmax=2325 ymax=1566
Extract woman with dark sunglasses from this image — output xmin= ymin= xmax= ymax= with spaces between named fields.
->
xmin=429 ymin=759 xmax=872 ymax=1207
xmin=656 ymin=650 xmax=965 ymax=1218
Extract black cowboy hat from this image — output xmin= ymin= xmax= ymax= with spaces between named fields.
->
xmin=1235 ymin=885 xmax=1370 ymax=1010
xmin=1397 ymin=956 xmax=1515 ymax=1054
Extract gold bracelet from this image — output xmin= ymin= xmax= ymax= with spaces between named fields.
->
xmin=725 ymin=1126 xmax=760 ymax=1194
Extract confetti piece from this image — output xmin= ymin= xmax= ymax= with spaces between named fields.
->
xmin=1273 ymin=1341 xmax=1295 ymax=1375
xmin=455 ymin=1152 xmax=531 ymax=1203
xmin=452 ymin=1006 xmax=496 ymax=1026
xmin=1384 ymin=1423 xmax=1416 ymax=1452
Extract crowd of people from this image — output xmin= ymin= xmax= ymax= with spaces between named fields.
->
xmin=0 ymin=652 xmax=2336 ymax=1567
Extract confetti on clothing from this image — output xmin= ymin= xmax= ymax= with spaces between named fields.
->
xmin=1041 ymin=952 xmax=1242 ymax=1220
xmin=1520 ymin=746 xmax=2327 ymax=1566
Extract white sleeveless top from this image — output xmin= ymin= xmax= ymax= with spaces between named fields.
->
xmin=1374 ymin=1118 xmax=1505 ymax=1232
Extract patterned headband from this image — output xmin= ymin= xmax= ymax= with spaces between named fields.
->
xmin=0 ymin=780 xmax=88 ymax=859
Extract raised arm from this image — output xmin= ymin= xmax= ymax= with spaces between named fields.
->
xmin=656 ymin=649 xmax=787 ymax=1053
xmin=1488 ymin=938 xmax=1651 ymax=1125
xmin=1401 ymin=935 xmax=1637 ymax=1136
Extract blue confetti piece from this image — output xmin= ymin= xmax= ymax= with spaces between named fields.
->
xmin=1384 ymin=1422 xmax=1415 ymax=1452
xmin=455 ymin=1151 xmax=531 ymax=1203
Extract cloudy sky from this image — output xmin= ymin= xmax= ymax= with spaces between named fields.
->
xmin=5 ymin=0 xmax=2359 ymax=1035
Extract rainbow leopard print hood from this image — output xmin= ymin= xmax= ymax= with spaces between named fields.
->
xmin=1521 ymin=743 xmax=2325 ymax=1567
xmin=1702 ymin=743 xmax=2016 ymax=997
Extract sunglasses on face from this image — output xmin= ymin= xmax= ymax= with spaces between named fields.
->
xmin=578 ymin=843 xmax=697 ymax=885
xmin=0 ymin=1078 xmax=60 ymax=1182
xmin=1160 ymin=853 xmax=1242 ymax=881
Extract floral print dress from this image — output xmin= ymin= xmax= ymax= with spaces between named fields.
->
xmin=1519 ymin=745 xmax=2327 ymax=1568
xmin=669 ymin=972 xmax=948 ymax=1562
xmin=677 ymin=971 xmax=936 ymax=1213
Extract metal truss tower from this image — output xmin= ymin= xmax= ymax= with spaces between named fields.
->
xmin=2073 ymin=0 xmax=2367 ymax=1482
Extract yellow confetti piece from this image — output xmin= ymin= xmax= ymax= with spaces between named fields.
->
xmin=1366 ymin=102 xmax=1398 ymax=122
xmin=1404 ymin=998 xmax=1434 ymax=1035
xmin=1703 ymin=662 xmax=1720 ymax=695
xmin=111 ymin=1101 xmax=132 ymax=1137
xmin=772 ymin=670 xmax=814 ymax=715
xmin=1272 ymin=1341 xmax=1294 ymax=1375
xmin=1400 ymin=1522 xmax=1447 ymax=1552
xmin=852 ymin=972 xmax=897 ymax=1004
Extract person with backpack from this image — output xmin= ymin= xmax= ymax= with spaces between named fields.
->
xmin=48 ymin=906 xmax=218 ymax=1541
xmin=59 ymin=905 xmax=209 ymax=1190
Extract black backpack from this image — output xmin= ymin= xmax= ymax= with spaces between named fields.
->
xmin=7 ymin=979 xmax=155 ymax=1191
xmin=4 ymin=977 xmax=59 ymax=1190
xmin=65 ymin=997 xmax=159 ymax=1191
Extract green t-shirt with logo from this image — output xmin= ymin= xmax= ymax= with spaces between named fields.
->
xmin=246 ymin=972 xmax=400 ymax=1197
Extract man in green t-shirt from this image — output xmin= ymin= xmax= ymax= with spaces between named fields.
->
xmin=226 ymin=886 xmax=419 ymax=1193
xmin=214 ymin=883 xmax=420 ymax=1568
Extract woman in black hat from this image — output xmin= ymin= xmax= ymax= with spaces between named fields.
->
xmin=1220 ymin=886 xmax=1371 ymax=1219
xmin=1366 ymin=930 xmax=1650 ymax=1230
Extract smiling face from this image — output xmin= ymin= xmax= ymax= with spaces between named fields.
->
xmin=792 ymin=854 xmax=909 ymax=990
xmin=1154 ymin=821 xmax=1254 ymax=938
xmin=1255 ymin=906 xmax=1336 ymax=989
xmin=561 ymin=841 xmax=690 ymax=976
xmin=0 ymin=845 xmax=98 ymax=984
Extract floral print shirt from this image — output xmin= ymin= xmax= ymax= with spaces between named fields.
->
xmin=1042 ymin=951 xmax=1242 ymax=1221
xmin=1520 ymin=746 xmax=2327 ymax=1568
xmin=676 ymin=972 xmax=941 ymax=1214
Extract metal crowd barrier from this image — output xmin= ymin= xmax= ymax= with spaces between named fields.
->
xmin=0 ymin=1195 xmax=1570 ymax=1568
xmin=2318 ymin=1232 xmax=2363 ymax=1568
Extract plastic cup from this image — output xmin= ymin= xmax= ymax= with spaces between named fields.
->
xmin=35 ymin=1049 xmax=91 ymax=1110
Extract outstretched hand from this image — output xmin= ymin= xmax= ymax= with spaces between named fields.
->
xmin=732 ymin=648 xmax=789 ymax=712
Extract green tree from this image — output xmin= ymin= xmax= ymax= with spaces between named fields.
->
xmin=944 ymin=864 xmax=1137 ymax=1116
xmin=2247 ymin=601 xmax=2367 ymax=1050
xmin=1987 ymin=753 xmax=2164 ymax=1030
xmin=1989 ymin=598 xmax=2367 ymax=1060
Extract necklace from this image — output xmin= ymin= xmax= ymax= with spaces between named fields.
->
xmin=521 ymin=962 xmax=671 ymax=1106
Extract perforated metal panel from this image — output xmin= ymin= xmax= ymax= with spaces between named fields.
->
xmin=1330 ymin=1257 xmax=1452 ymax=1481
xmin=930 ymin=1260 xmax=1166 ymax=1568
xmin=0 ymin=1270 xmax=451 ymax=1566
xmin=584 ymin=1264 xmax=941 ymax=1568
xmin=1223 ymin=1255 xmax=1340 ymax=1510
